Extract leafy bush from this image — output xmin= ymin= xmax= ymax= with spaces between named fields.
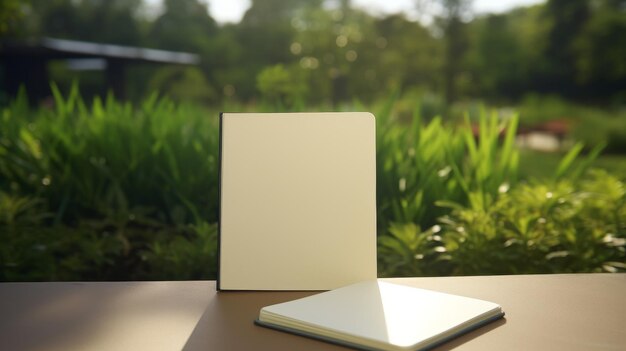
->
xmin=375 ymin=97 xmax=520 ymax=233
xmin=140 ymin=221 xmax=218 ymax=280
xmin=1 ymin=85 xmax=220 ymax=280
xmin=379 ymin=170 xmax=626 ymax=276
xmin=0 ymin=191 xmax=123 ymax=280
xmin=0 ymin=191 xmax=217 ymax=280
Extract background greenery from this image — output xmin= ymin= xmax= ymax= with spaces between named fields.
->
xmin=2 ymin=0 xmax=625 ymax=108
xmin=1 ymin=0 xmax=625 ymax=280
xmin=1 ymin=88 xmax=624 ymax=280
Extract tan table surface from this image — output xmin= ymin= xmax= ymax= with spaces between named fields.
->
xmin=0 ymin=274 xmax=624 ymax=351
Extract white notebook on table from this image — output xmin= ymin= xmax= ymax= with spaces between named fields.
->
xmin=256 ymin=280 xmax=505 ymax=351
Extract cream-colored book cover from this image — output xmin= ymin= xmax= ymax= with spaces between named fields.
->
xmin=218 ymin=112 xmax=377 ymax=290
xmin=256 ymin=280 xmax=505 ymax=351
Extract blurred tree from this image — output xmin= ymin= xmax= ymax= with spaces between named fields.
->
xmin=465 ymin=14 xmax=523 ymax=101
xmin=81 ymin=0 xmax=143 ymax=45
xmin=149 ymin=66 xmax=216 ymax=104
xmin=416 ymin=0 xmax=472 ymax=105
xmin=27 ymin=0 xmax=143 ymax=45
xmin=506 ymin=4 xmax=551 ymax=97
xmin=207 ymin=24 xmax=246 ymax=101
xmin=374 ymin=14 xmax=441 ymax=95
xmin=230 ymin=0 xmax=321 ymax=100
xmin=148 ymin=0 xmax=219 ymax=102
xmin=242 ymin=0 xmax=323 ymax=25
xmin=282 ymin=3 xmax=441 ymax=106
xmin=256 ymin=64 xmax=308 ymax=107
xmin=541 ymin=0 xmax=590 ymax=97
xmin=22 ymin=0 xmax=80 ymax=39
xmin=573 ymin=0 xmax=626 ymax=100
xmin=284 ymin=6 xmax=335 ymax=104
xmin=440 ymin=0 xmax=471 ymax=105
xmin=148 ymin=0 xmax=217 ymax=52
xmin=287 ymin=4 xmax=375 ymax=105
xmin=0 ymin=0 xmax=25 ymax=36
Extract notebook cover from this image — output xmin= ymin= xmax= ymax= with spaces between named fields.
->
xmin=255 ymin=280 xmax=505 ymax=350
xmin=218 ymin=112 xmax=377 ymax=290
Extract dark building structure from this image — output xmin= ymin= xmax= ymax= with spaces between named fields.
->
xmin=0 ymin=37 xmax=199 ymax=103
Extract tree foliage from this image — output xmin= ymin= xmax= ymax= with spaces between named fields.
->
xmin=2 ymin=0 xmax=625 ymax=106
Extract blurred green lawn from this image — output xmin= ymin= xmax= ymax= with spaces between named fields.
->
xmin=519 ymin=150 xmax=626 ymax=180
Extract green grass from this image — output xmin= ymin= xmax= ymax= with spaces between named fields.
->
xmin=588 ymin=154 xmax=626 ymax=178
xmin=1 ymin=87 xmax=624 ymax=280
xmin=520 ymin=150 xmax=626 ymax=180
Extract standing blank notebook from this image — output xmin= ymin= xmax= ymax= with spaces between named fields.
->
xmin=218 ymin=112 xmax=377 ymax=290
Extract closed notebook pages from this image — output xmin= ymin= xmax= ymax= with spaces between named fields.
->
xmin=255 ymin=280 xmax=504 ymax=351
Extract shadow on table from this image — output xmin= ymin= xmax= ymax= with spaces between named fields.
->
xmin=0 ymin=282 xmax=121 ymax=351
xmin=0 ymin=281 xmax=208 ymax=350
xmin=182 ymin=290 xmax=334 ymax=351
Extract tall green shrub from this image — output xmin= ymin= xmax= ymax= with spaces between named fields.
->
xmin=1 ymin=85 xmax=221 ymax=280
xmin=1 ymin=84 xmax=220 ymax=226
xmin=375 ymin=101 xmax=520 ymax=237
